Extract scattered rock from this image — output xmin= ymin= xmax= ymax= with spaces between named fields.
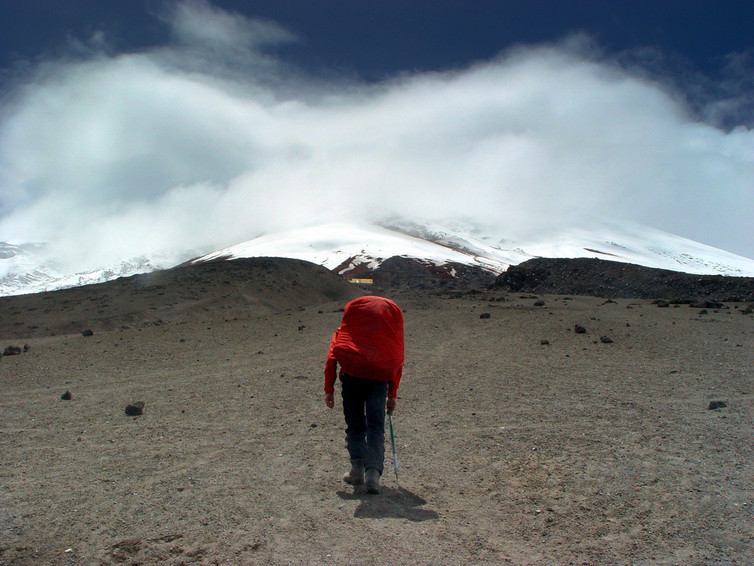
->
xmin=600 ymin=335 xmax=614 ymax=344
xmin=533 ymin=300 xmax=546 ymax=307
xmin=61 ymin=391 xmax=72 ymax=400
xmin=574 ymin=325 xmax=586 ymax=334
xmin=82 ymin=329 xmax=94 ymax=337
xmin=540 ymin=339 xmax=550 ymax=345
xmin=23 ymin=344 xmax=30 ymax=352
xmin=125 ymin=401 xmax=145 ymax=416
xmin=3 ymin=346 xmax=21 ymax=356
xmin=479 ymin=313 xmax=491 ymax=319
xmin=691 ymin=300 xmax=724 ymax=309
xmin=708 ymin=401 xmax=727 ymax=410
xmin=654 ymin=299 xmax=670 ymax=308
xmin=698 ymin=309 xmax=708 ymax=316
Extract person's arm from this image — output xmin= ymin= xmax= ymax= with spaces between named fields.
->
xmin=324 ymin=331 xmax=338 ymax=408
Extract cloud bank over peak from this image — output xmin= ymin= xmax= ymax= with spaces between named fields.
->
xmin=0 ymin=1 xmax=752 ymax=274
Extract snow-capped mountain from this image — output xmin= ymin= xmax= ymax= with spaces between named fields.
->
xmin=194 ymin=218 xmax=754 ymax=279
xmin=2 ymin=218 xmax=753 ymax=297
xmin=0 ymin=243 xmax=184 ymax=297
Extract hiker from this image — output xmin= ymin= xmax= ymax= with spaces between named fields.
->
xmin=324 ymin=295 xmax=404 ymax=494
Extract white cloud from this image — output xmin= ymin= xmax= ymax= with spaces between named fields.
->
xmin=164 ymin=0 xmax=296 ymax=51
xmin=0 ymin=1 xmax=752 ymax=274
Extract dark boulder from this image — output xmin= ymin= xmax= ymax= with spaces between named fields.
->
xmin=125 ymin=401 xmax=145 ymax=416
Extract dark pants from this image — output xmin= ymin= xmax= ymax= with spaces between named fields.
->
xmin=340 ymin=374 xmax=388 ymax=474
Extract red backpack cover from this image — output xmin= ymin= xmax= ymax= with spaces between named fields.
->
xmin=325 ymin=296 xmax=404 ymax=395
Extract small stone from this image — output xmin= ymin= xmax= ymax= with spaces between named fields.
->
xmin=3 ymin=346 xmax=21 ymax=356
xmin=600 ymin=335 xmax=614 ymax=344
xmin=125 ymin=401 xmax=145 ymax=416
xmin=480 ymin=313 xmax=491 ymax=319
xmin=574 ymin=325 xmax=586 ymax=334
xmin=82 ymin=329 xmax=94 ymax=337
xmin=540 ymin=339 xmax=550 ymax=345
xmin=61 ymin=391 xmax=72 ymax=400
xmin=708 ymin=401 xmax=727 ymax=410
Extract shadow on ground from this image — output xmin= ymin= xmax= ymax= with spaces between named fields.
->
xmin=337 ymin=486 xmax=439 ymax=521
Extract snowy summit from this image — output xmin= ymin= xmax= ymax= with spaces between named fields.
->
xmin=193 ymin=218 xmax=754 ymax=279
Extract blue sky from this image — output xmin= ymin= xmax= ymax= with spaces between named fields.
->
xmin=0 ymin=1 xmax=752 ymax=268
xmin=2 ymin=1 xmax=753 ymax=82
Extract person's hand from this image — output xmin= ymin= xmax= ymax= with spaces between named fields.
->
xmin=325 ymin=393 xmax=335 ymax=409
xmin=386 ymin=396 xmax=397 ymax=414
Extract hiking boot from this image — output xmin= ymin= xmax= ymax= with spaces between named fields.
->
xmin=343 ymin=460 xmax=365 ymax=485
xmin=365 ymin=468 xmax=381 ymax=494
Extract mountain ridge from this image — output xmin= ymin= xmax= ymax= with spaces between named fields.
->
xmin=495 ymin=257 xmax=754 ymax=302
xmin=2 ymin=218 xmax=754 ymax=296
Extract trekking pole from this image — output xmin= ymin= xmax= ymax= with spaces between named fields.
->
xmin=388 ymin=412 xmax=399 ymax=482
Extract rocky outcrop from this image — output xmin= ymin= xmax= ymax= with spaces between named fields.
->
xmin=494 ymin=258 xmax=754 ymax=301
xmin=345 ymin=256 xmax=496 ymax=291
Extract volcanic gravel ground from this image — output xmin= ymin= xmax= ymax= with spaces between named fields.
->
xmin=0 ymin=261 xmax=752 ymax=565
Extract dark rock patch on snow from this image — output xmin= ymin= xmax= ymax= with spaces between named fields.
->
xmin=346 ymin=256 xmax=496 ymax=291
